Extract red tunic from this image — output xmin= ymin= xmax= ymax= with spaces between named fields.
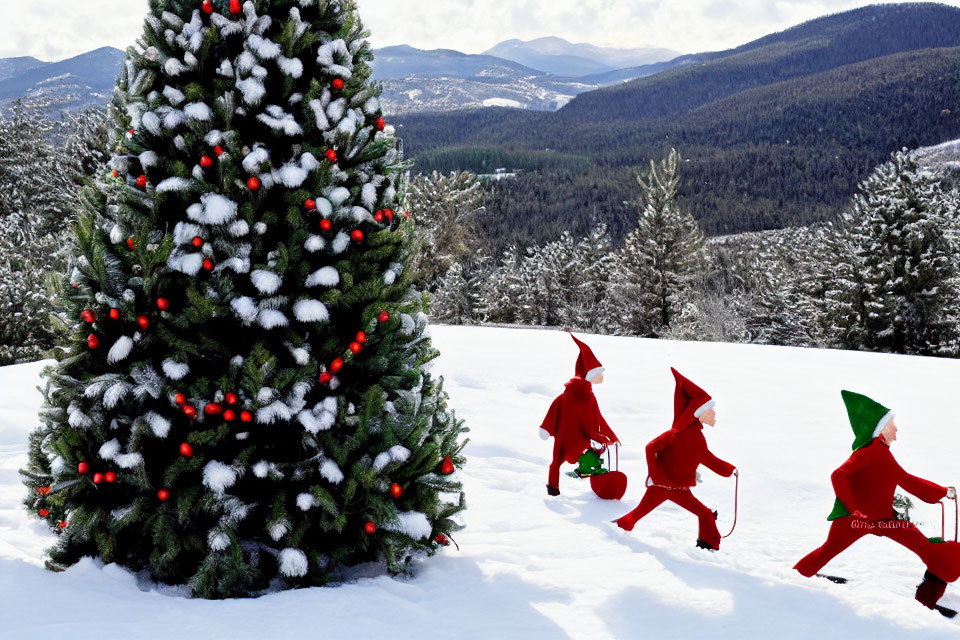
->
xmin=645 ymin=422 xmax=735 ymax=488
xmin=540 ymin=378 xmax=619 ymax=465
xmin=831 ymin=437 xmax=946 ymax=520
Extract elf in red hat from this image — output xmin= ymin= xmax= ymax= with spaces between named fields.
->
xmin=613 ymin=368 xmax=736 ymax=551
xmin=794 ymin=391 xmax=960 ymax=612
xmin=539 ymin=333 xmax=619 ymax=496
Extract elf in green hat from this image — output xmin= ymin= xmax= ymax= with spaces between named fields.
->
xmin=794 ymin=391 xmax=960 ymax=611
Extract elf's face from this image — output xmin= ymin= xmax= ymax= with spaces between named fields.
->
xmin=700 ymin=409 xmax=717 ymax=426
xmin=880 ymin=420 xmax=898 ymax=444
xmin=591 ymin=372 xmax=604 ymax=385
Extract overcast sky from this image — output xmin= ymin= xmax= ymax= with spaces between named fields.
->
xmin=2 ymin=0 xmax=959 ymax=61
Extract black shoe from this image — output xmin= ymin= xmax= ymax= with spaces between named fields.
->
xmin=696 ymin=538 xmax=717 ymax=551
xmin=916 ymin=570 xmax=948 ymax=610
xmin=546 ymin=484 xmax=560 ymax=496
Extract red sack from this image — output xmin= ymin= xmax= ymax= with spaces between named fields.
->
xmin=589 ymin=444 xmax=627 ymax=500
xmin=591 ymin=470 xmax=627 ymax=500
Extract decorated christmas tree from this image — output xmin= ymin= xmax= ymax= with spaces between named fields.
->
xmin=20 ymin=0 xmax=467 ymax=598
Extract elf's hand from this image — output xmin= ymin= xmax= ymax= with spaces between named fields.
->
xmin=732 ymin=468 xmax=739 ymax=477
xmin=948 ymin=486 xmax=957 ymax=500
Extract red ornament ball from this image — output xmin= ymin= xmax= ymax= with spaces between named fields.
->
xmin=325 ymin=149 xmax=338 ymax=163
xmin=204 ymin=403 xmax=222 ymax=415
xmin=112 ymin=169 xmax=119 ymax=178
xmin=385 ymin=208 xmax=394 ymax=220
xmin=136 ymin=174 xmax=147 ymax=188
xmin=175 ymin=392 xmax=186 ymax=405
xmin=305 ymin=198 xmax=316 ymax=211
xmin=364 ymin=521 xmax=377 ymax=534
xmin=404 ymin=211 xmax=410 ymax=220
xmin=225 ymin=393 xmax=238 ymax=405
xmin=441 ymin=457 xmax=455 ymax=475
xmin=109 ymin=308 xmax=120 ymax=320
xmin=376 ymin=117 xmax=386 ymax=131
xmin=38 ymin=486 xmax=51 ymax=495
xmin=179 ymin=442 xmax=194 ymax=457
xmin=390 ymin=483 xmax=402 ymax=499
xmin=330 ymin=358 xmax=344 ymax=374
xmin=319 ymin=219 xmax=332 ymax=231
xmin=319 ymin=372 xmax=332 ymax=384
xmin=203 ymin=258 xmax=214 ymax=271
xmin=247 ymin=176 xmax=261 ymax=191
xmin=213 ymin=144 xmax=224 ymax=156
xmin=223 ymin=409 xmax=236 ymax=421
xmin=87 ymin=334 xmax=99 ymax=349
xmin=351 ymin=229 xmax=364 ymax=243
xmin=378 ymin=311 xmax=390 ymax=323
xmin=435 ymin=534 xmax=449 ymax=545
xmin=138 ymin=315 xmax=149 ymax=330
xmin=58 ymin=521 xmax=67 ymax=529
xmin=126 ymin=238 xmax=135 ymax=250
xmin=229 ymin=0 xmax=241 ymax=13
xmin=349 ymin=342 xmax=362 ymax=355
xmin=202 ymin=0 xmax=213 ymax=14
xmin=200 ymin=155 xmax=213 ymax=168
xmin=157 ymin=489 xmax=170 ymax=502
xmin=105 ymin=471 xmax=116 ymax=483
xmin=240 ymin=410 xmax=253 ymax=423
xmin=332 ymin=78 xmax=344 ymax=91
xmin=81 ymin=309 xmax=95 ymax=323
xmin=92 ymin=473 xmax=104 ymax=484
xmin=183 ymin=405 xmax=197 ymax=418
xmin=192 ymin=236 xmax=203 ymax=247
xmin=38 ymin=509 xmax=50 ymax=517
xmin=356 ymin=331 xmax=367 ymax=344
xmin=78 ymin=462 xmax=89 ymax=475
xmin=374 ymin=211 xmax=384 ymax=223
xmin=157 ymin=298 xmax=170 ymax=310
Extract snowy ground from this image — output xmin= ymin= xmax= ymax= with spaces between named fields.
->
xmin=2 ymin=326 xmax=960 ymax=639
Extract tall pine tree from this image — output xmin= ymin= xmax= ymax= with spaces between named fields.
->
xmin=609 ymin=149 xmax=709 ymax=337
xmin=828 ymin=151 xmax=960 ymax=356
xmin=21 ymin=0 xmax=466 ymax=598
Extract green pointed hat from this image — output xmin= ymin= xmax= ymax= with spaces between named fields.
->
xmin=841 ymin=390 xmax=895 ymax=451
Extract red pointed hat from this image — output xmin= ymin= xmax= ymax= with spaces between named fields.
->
xmin=569 ymin=333 xmax=604 ymax=381
xmin=671 ymin=367 xmax=714 ymax=430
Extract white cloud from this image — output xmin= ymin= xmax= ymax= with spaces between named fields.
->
xmin=3 ymin=0 xmax=960 ymax=62
xmin=0 ymin=0 xmax=148 ymax=61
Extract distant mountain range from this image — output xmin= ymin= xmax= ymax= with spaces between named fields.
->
xmin=0 ymin=38 xmax=685 ymax=115
xmin=393 ymin=2 xmax=960 ymax=249
xmin=481 ymin=37 xmax=678 ymax=77
xmin=0 ymin=47 xmax=124 ymax=112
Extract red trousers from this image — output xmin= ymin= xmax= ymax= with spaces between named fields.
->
xmin=616 ymin=485 xmax=722 ymax=549
xmin=795 ymin=516 xmax=960 ymax=581
xmin=548 ymin=459 xmax=562 ymax=489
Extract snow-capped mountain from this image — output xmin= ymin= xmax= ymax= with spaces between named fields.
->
xmin=0 ymin=41 xmax=678 ymax=116
xmin=483 ymin=36 xmax=679 ymax=77
xmin=372 ymin=43 xmax=675 ymax=114
xmin=0 ymin=47 xmax=124 ymax=112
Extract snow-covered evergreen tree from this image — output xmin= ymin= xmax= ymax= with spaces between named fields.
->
xmin=734 ymin=226 xmax=835 ymax=348
xmin=0 ymin=98 xmax=75 ymax=364
xmin=21 ymin=0 xmax=466 ymax=599
xmin=406 ymin=170 xmax=487 ymax=290
xmin=608 ymin=149 xmax=709 ymax=337
xmin=827 ymin=151 xmax=960 ymax=356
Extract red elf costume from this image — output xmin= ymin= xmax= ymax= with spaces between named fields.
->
xmin=539 ymin=334 xmax=619 ymax=496
xmin=794 ymin=391 xmax=960 ymax=611
xmin=614 ymin=368 xmax=735 ymax=551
